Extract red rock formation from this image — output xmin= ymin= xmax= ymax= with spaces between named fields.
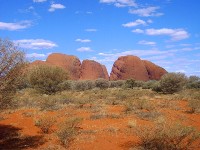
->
xmin=80 ymin=60 xmax=109 ymax=80
xmin=46 ymin=53 xmax=81 ymax=80
xmin=142 ymin=60 xmax=167 ymax=80
xmin=110 ymin=55 xmax=149 ymax=81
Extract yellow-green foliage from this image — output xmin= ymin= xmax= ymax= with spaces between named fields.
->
xmin=27 ymin=65 xmax=68 ymax=94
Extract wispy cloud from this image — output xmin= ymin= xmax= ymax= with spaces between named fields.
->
xmin=100 ymin=0 xmax=137 ymax=7
xmin=132 ymin=29 xmax=144 ymax=33
xmin=77 ymin=47 xmax=93 ymax=52
xmin=26 ymin=53 xmax=49 ymax=58
xmin=85 ymin=28 xmax=97 ymax=32
xmin=122 ymin=19 xmax=146 ymax=27
xmin=132 ymin=28 xmax=189 ymax=41
xmin=129 ymin=6 xmax=163 ymax=17
xmin=14 ymin=39 xmax=57 ymax=49
xmin=145 ymin=28 xmax=189 ymax=41
xmin=138 ymin=40 xmax=156 ymax=46
xmin=33 ymin=0 xmax=47 ymax=2
xmin=75 ymin=39 xmax=91 ymax=43
xmin=0 ymin=20 xmax=32 ymax=31
xmin=48 ymin=3 xmax=66 ymax=12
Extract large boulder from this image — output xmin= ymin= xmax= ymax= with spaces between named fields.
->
xmin=142 ymin=60 xmax=167 ymax=80
xmin=80 ymin=60 xmax=109 ymax=80
xmin=46 ymin=53 xmax=81 ymax=80
xmin=110 ymin=55 xmax=149 ymax=81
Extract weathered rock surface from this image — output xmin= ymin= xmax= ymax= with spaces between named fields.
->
xmin=46 ymin=53 xmax=81 ymax=80
xmin=110 ymin=55 xmax=149 ymax=81
xmin=80 ymin=60 xmax=109 ymax=80
xmin=30 ymin=53 xmax=167 ymax=81
xmin=142 ymin=60 xmax=167 ymax=80
xmin=110 ymin=55 xmax=167 ymax=81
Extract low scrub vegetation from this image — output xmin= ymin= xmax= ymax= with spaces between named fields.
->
xmin=35 ymin=115 xmax=56 ymax=134
xmin=27 ymin=65 xmax=68 ymax=94
xmin=56 ymin=117 xmax=82 ymax=146
xmin=134 ymin=119 xmax=200 ymax=150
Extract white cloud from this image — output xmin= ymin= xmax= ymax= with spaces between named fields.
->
xmin=100 ymin=0 xmax=137 ymax=7
xmin=26 ymin=53 xmax=47 ymax=58
xmin=0 ymin=20 xmax=32 ymax=31
xmin=132 ymin=29 xmax=144 ymax=33
xmin=145 ymin=28 xmax=189 ymax=41
xmin=122 ymin=19 xmax=146 ymax=27
xmin=85 ymin=28 xmax=97 ymax=32
xmin=48 ymin=3 xmax=65 ymax=12
xmin=33 ymin=0 xmax=47 ymax=2
xmin=129 ymin=6 xmax=163 ymax=17
xmin=77 ymin=47 xmax=93 ymax=52
xmin=14 ymin=39 xmax=57 ymax=49
xmin=75 ymin=39 xmax=91 ymax=43
xmin=138 ymin=40 xmax=156 ymax=46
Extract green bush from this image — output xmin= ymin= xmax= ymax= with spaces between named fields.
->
xmin=73 ymin=80 xmax=95 ymax=91
xmin=159 ymin=73 xmax=187 ymax=94
xmin=95 ymin=78 xmax=109 ymax=89
xmin=124 ymin=79 xmax=138 ymax=89
xmin=58 ymin=80 xmax=73 ymax=91
xmin=142 ymin=80 xmax=157 ymax=89
xmin=186 ymin=76 xmax=200 ymax=89
xmin=27 ymin=65 xmax=68 ymax=94
xmin=109 ymin=80 xmax=125 ymax=88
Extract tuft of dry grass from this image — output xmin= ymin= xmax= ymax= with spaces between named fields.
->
xmin=35 ymin=115 xmax=56 ymax=134
xmin=133 ymin=118 xmax=200 ymax=150
xmin=56 ymin=117 xmax=83 ymax=147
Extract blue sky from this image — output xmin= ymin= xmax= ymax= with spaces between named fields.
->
xmin=0 ymin=0 xmax=200 ymax=76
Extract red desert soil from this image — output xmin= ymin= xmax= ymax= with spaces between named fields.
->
xmin=0 ymin=100 xmax=200 ymax=150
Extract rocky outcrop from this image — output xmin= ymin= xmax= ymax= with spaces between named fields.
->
xmin=46 ymin=53 xmax=81 ymax=80
xmin=110 ymin=55 xmax=167 ymax=81
xmin=142 ymin=60 xmax=167 ymax=80
xmin=80 ymin=60 xmax=109 ymax=80
xmin=110 ymin=55 xmax=149 ymax=81
xmin=30 ymin=53 xmax=167 ymax=81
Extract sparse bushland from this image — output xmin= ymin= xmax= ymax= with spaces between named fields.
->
xmin=109 ymin=80 xmax=125 ymax=88
xmin=186 ymin=75 xmax=200 ymax=89
xmin=142 ymin=80 xmax=157 ymax=89
xmin=0 ymin=38 xmax=27 ymax=109
xmin=35 ymin=115 xmax=56 ymax=134
xmin=157 ymin=73 xmax=188 ymax=94
xmin=133 ymin=119 xmax=200 ymax=150
xmin=123 ymin=79 xmax=142 ymax=89
xmin=27 ymin=65 xmax=69 ymax=94
xmin=56 ymin=117 xmax=82 ymax=147
xmin=95 ymin=78 xmax=109 ymax=89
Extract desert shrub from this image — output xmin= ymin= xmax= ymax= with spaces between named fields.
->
xmin=152 ymin=81 xmax=162 ymax=92
xmin=95 ymin=78 xmax=109 ymax=89
xmin=159 ymin=73 xmax=188 ymax=94
xmin=109 ymin=80 xmax=125 ymax=88
xmin=124 ymin=79 xmax=138 ymax=89
xmin=134 ymin=119 xmax=200 ymax=150
xmin=39 ymin=97 xmax=60 ymax=111
xmin=187 ymin=91 xmax=200 ymax=113
xmin=35 ymin=115 xmax=56 ymax=134
xmin=134 ymin=99 xmax=153 ymax=110
xmin=142 ymin=80 xmax=157 ymax=89
xmin=27 ymin=65 xmax=68 ymax=94
xmin=0 ymin=38 xmax=26 ymax=109
xmin=188 ymin=99 xmax=200 ymax=113
xmin=58 ymin=80 xmax=74 ymax=91
xmin=186 ymin=76 xmax=200 ymax=89
xmin=56 ymin=117 xmax=82 ymax=146
xmin=73 ymin=80 xmax=95 ymax=91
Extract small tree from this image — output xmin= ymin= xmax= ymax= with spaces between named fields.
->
xmin=124 ymin=79 xmax=138 ymax=89
xmin=27 ymin=65 xmax=68 ymax=94
xmin=0 ymin=38 xmax=26 ymax=109
xmin=159 ymin=73 xmax=187 ymax=94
